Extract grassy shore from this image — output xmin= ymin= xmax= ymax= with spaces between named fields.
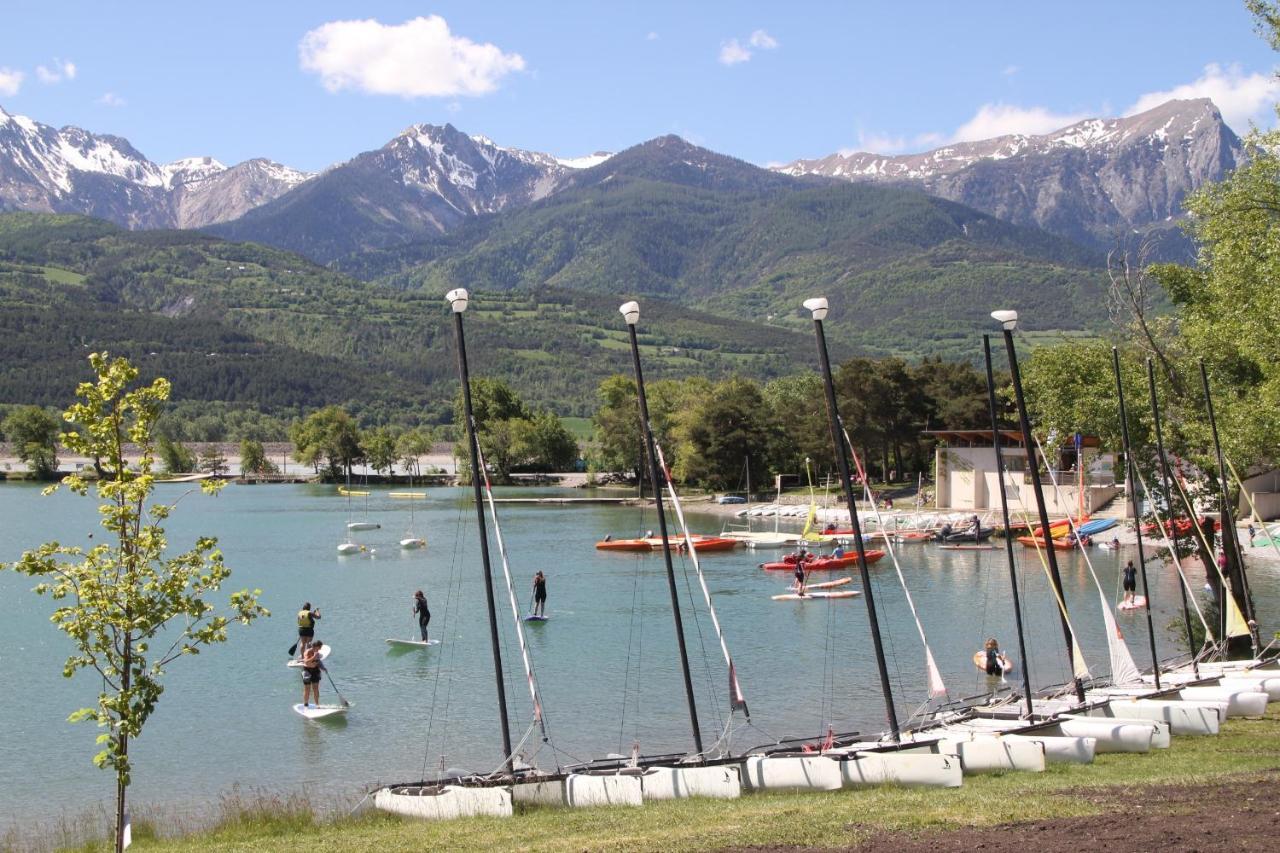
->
xmin=68 ymin=708 xmax=1279 ymax=852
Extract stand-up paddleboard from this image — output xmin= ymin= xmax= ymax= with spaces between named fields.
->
xmin=1117 ymin=596 xmax=1148 ymax=611
xmin=771 ymin=590 xmax=861 ymax=601
xmin=787 ymin=576 xmax=852 ymax=592
xmin=293 ymin=703 xmax=347 ymax=719
xmin=972 ymin=651 xmax=1015 ymax=674
xmin=287 ymin=644 xmax=330 ymax=667
xmin=524 ymin=615 xmax=550 ymax=622
xmin=385 ymin=638 xmax=440 ymax=648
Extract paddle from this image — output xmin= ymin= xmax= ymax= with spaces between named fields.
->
xmin=322 ymin=665 xmax=351 ymax=708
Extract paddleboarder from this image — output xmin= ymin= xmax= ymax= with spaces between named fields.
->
xmin=792 ymin=560 xmax=806 ymax=596
xmin=532 ymin=571 xmax=547 ymax=617
xmin=289 ymin=601 xmax=320 ymax=658
xmin=301 ymin=637 xmax=323 ymax=707
xmin=1122 ymin=560 xmax=1138 ymax=604
xmin=413 ymin=590 xmax=431 ymax=642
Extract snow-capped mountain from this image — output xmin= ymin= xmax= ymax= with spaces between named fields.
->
xmin=775 ymin=99 xmax=1242 ymax=252
xmin=0 ymin=105 xmax=313 ymax=228
xmin=210 ymin=123 xmax=614 ymax=262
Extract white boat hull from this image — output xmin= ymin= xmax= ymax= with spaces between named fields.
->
xmin=999 ymin=734 xmax=1097 ymax=764
xmin=564 ymin=772 xmax=643 ymax=807
xmin=1061 ymin=714 xmax=1170 ymax=748
xmin=635 ymin=764 xmax=742 ymax=800
xmin=1174 ymin=686 xmax=1269 ymax=717
xmin=838 ymin=752 xmax=963 ymax=787
xmin=1044 ymin=718 xmax=1155 ymax=753
xmin=374 ymin=784 xmax=512 ymax=820
xmin=741 ymin=755 xmax=842 ymax=792
xmin=932 ymin=736 xmax=1045 ymax=774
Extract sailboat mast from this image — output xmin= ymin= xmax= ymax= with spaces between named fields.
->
xmin=983 ymin=336 xmax=1035 ymax=717
xmin=804 ymin=297 xmax=900 ymax=740
xmin=1198 ymin=361 xmax=1257 ymax=632
xmin=619 ymin=301 xmax=704 ymax=755
xmin=447 ymin=288 xmax=514 ymax=772
xmin=1147 ymin=359 xmax=1198 ymax=676
xmin=993 ymin=311 xmax=1086 ymax=703
xmin=1112 ymin=348 xmax=1161 ymax=688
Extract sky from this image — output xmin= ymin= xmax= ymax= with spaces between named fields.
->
xmin=0 ymin=1 xmax=1276 ymax=172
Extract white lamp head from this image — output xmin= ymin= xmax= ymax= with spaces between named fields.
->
xmin=803 ymin=297 xmax=829 ymax=321
xmin=446 ymin=288 xmax=469 ymax=313
xmin=991 ymin=309 xmax=1018 ymax=331
xmin=619 ymin=301 xmax=640 ymax=325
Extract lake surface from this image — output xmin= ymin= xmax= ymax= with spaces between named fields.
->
xmin=1 ymin=483 xmax=1276 ymax=828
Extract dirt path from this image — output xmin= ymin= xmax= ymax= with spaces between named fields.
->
xmin=746 ymin=773 xmax=1280 ymax=852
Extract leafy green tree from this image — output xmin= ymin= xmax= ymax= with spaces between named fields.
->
xmin=198 ymin=446 xmax=228 ymax=476
xmin=157 ymin=434 xmax=197 ymax=474
xmin=239 ymin=439 xmax=277 ymax=476
xmin=591 ymin=374 xmax=643 ymax=481
xmin=2 ymin=405 xmax=60 ymax=479
xmin=1 ymin=354 xmax=267 ymax=853
xmin=290 ymin=406 xmax=363 ymax=480
xmin=364 ymin=426 xmax=399 ymax=476
xmin=513 ymin=410 xmax=580 ymax=471
xmin=763 ymin=373 xmax=828 ymax=481
xmin=396 ymin=426 xmax=435 ymax=478
xmin=675 ymin=377 xmax=778 ymax=489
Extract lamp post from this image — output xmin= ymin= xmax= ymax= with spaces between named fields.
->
xmin=1111 ymin=347 xmax=1160 ymax=689
xmin=982 ymin=335 xmax=1035 ymax=717
xmin=447 ymin=288 xmax=513 ymax=771
xmin=619 ymin=300 xmax=704 ymax=755
xmin=992 ymin=310 xmax=1085 ymax=704
xmin=805 ymin=296 xmax=900 ymax=740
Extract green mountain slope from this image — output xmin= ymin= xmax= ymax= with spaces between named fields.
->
xmin=0 ymin=213 xmax=830 ymax=418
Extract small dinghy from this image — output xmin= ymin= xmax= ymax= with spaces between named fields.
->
xmin=385 ymin=638 xmax=440 ymax=648
xmin=337 ymin=542 xmax=362 ymax=555
xmin=293 ymin=703 xmax=347 ymax=719
xmin=347 ymin=521 xmax=381 ymax=531
xmin=287 ymin=643 xmax=330 ymax=667
xmin=400 ymin=537 xmax=427 ymax=550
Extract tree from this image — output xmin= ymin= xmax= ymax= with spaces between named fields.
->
xmin=591 ymin=375 xmax=643 ymax=482
xmin=3 ymin=405 xmax=60 ymax=479
xmin=1 ymin=354 xmax=267 ymax=853
xmin=763 ymin=373 xmax=828 ymax=481
xmin=157 ymin=434 xmax=197 ymax=474
xmin=290 ymin=406 xmax=363 ymax=480
xmin=396 ymin=426 xmax=435 ymax=478
xmin=239 ymin=439 xmax=277 ymax=476
xmin=198 ymin=446 xmax=228 ymax=476
xmin=513 ymin=410 xmax=580 ymax=472
xmin=675 ymin=377 xmax=778 ymax=489
xmin=364 ymin=426 xmax=399 ymax=476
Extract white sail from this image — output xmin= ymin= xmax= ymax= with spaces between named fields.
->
xmin=652 ymin=442 xmax=749 ymax=718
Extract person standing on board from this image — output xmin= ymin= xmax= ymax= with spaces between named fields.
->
xmin=413 ymin=590 xmax=431 ymax=642
xmin=291 ymin=602 xmax=320 ymax=658
xmin=532 ymin=571 xmax=548 ymax=617
xmin=793 ymin=560 xmax=807 ymax=596
xmin=301 ymin=637 xmax=323 ymax=707
xmin=1122 ymin=560 xmax=1138 ymax=604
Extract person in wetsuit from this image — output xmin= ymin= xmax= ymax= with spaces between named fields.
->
xmin=532 ymin=571 xmax=548 ymax=617
xmin=413 ymin=590 xmax=431 ymax=641
xmin=793 ymin=560 xmax=807 ymax=596
xmin=1123 ymin=560 xmax=1138 ymax=604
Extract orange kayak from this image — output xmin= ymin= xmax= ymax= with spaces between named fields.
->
xmin=596 ymin=535 xmax=739 ymax=552
xmin=1018 ymin=518 xmax=1085 ymax=548
xmin=760 ymin=550 xmax=885 ymax=571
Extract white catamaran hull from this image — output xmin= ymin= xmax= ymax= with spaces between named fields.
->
xmin=635 ymin=764 xmax=742 ymax=800
xmin=1060 ymin=715 xmax=1171 ymax=748
xmin=742 ymin=752 xmax=962 ymax=791
xmin=930 ymin=736 xmax=1046 ymax=774
xmin=374 ymin=785 xmax=513 ymax=820
xmin=1173 ymin=686 xmax=1269 ymax=717
xmin=1041 ymin=718 xmax=1155 ymax=753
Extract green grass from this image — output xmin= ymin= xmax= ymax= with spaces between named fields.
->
xmin=97 ymin=710 xmax=1280 ymax=852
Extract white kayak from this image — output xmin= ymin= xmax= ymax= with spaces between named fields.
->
xmin=287 ymin=643 xmax=331 ymax=667
xmin=347 ymin=521 xmax=381 ymax=531
xmin=772 ymin=590 xmax=861 ymax=601
xmin=385 ymin=638 xmax=440 ymax=648
xmin=293 ymin=703 xmax=347 ymax=719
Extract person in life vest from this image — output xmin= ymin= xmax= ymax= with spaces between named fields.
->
xmin=983 ymin=638 xmax=1005 ymax=675
xmin=1122 ymin=560 xmax=1138 ymax=604
xmin=289 ymin=602 xmax=321 ymax=658
xmin=301 ymin=637 xmax=324 ymax=707
xmin=413 ymin=590 xmax=431 ymax=642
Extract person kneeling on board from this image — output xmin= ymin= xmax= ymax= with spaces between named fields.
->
xmin=983 ymin=638 xmax=1005 ymax=675
xmin=413 ymin=590 xmax=431 ymax=642
xmin=301 ymin=638 xmax=324 ymax=707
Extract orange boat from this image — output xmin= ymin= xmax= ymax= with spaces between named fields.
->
xmin=760 ymin=550 xmax=885 ymax=571
xmin=596 ymin=535 xmax=739 ymax=552
xmin=1017 ymin=518 xmax=1078 ymax=548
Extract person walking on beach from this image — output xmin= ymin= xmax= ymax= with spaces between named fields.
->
xmin=413 ymin=590 xmax=431 ymax=642
xmin=301 ymin=637 xmax=323 ymax=707
xmin=532 ymin=571 xmax=548 ymax=617
xmin=1122 ymin=560 xmax=1138 ymax=604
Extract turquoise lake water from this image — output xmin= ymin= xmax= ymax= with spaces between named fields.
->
xmin=1 ymin=483 xmax=1275 ymax=828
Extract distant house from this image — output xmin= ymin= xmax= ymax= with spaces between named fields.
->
xmin=929 ymin=430 xmax=1121 ymax=515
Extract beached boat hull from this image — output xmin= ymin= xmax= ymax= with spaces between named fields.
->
xmin=374 ymin=784 xmax=513 ymax=820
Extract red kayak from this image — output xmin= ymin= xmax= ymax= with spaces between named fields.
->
xmin=1140 ymin=516 xmax=1217 ymax=537
xmin=760 ymin=550 xmax=885 ymax=571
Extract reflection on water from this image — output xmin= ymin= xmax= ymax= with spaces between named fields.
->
xmin=0 ymin=483 xmax=1274 ymax=824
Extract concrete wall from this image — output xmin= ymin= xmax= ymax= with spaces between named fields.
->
xmin=1239 ymin=470 xmax=1280 ymax=522
xmin=936 ymin=445 xmax=1113 ymax=515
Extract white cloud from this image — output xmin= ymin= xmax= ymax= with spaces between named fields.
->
xmin=0 ymin=67 xmax=22 ymax=96
xmin=843 ymin=129 xmax=945 ymax=155
xmin=718 ymin=39 xmax=751 ymax=65
xmin=299 ymin=16 xmax=525 ymax=98
xmin=719 ymin=28 xmax=778 ymax=65
xmin=35 ymin=59 xmax=76 ymax=85
xmin=97 ymin=92 xmax=126 ymax=107
xmin=1126 ymin=62 xmax=1279 ymax=131
xmin=950 ymin=103 xmax=1090 ymax=142
xmin=1001 ymin=64 xmax=1019 ymax=77
xmin=646 ymin=31 xmax=659 ymax=41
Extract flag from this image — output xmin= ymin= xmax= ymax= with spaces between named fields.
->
xmin=729 ymin=661 xmax=750 ymax=719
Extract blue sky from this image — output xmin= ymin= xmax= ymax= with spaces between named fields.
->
xmin=0 ymin=2 xmax=1276 ymax=171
